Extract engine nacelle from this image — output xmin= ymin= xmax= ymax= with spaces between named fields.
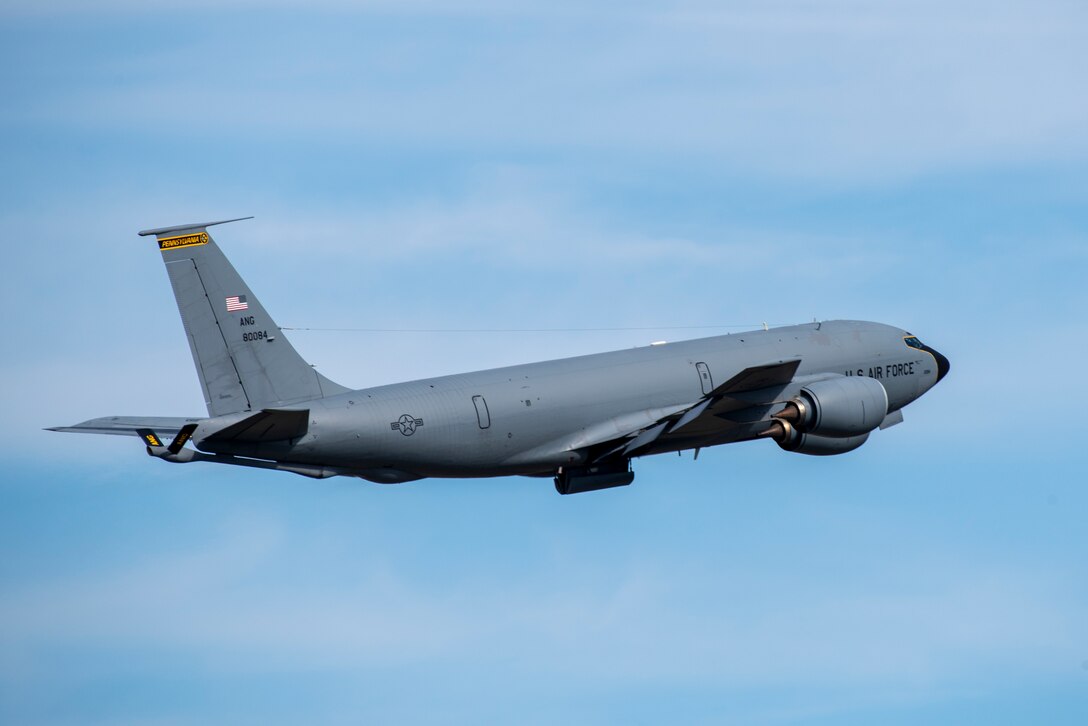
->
xmin=774 ymin=376 xmax=888 ymax=438
xmin=759 ymin=420 xmax=870 ymax=456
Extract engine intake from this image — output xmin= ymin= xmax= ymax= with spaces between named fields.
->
xmin=774 ymin=376 xmax=888 ymax=437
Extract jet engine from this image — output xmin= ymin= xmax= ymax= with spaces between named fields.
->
xmin=759 ymin=419 xmax=870 ymax=456
xmin=773 ymin=376 xmax=888 ymax=438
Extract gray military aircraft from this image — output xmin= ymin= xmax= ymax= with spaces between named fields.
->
xmin=50 ymin=218 xmax=949 ymax=494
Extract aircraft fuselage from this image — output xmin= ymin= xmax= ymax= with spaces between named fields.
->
xmin=196 ymin=320 xmax=942 ymax=481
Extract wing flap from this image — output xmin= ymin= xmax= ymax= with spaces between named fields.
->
xmin=668 ymin=397 xmax=712 ymax=434
xmin=622 ymin=420 xmax=671 ymax=455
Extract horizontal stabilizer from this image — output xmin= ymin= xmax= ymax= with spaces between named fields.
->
xmin=203 ymin=408 xmax=309 ymax=443
xmin=137 ymin=217 xmax=253 ymax=237
xmin=47 ymin=416 xmax=203 ymax=438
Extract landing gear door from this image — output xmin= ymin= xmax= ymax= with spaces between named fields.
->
xmin=696 ymin=362 xmax=713 ymax=396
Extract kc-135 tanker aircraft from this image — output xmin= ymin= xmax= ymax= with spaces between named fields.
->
xmin=51 ymin=218 xmax=949 ymax=494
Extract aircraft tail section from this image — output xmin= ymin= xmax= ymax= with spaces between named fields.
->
xmin=139 ymin=218 xmax=349 ymax=417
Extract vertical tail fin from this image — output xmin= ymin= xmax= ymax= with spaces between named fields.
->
xmin=139 ymin=218 xmax=349 ymax=417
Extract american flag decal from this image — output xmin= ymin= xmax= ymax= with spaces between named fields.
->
xmin=226 ymin=295 xmax=249 ymax=312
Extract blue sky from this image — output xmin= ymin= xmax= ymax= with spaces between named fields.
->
xmin=2 ymin=1 xmax=1087 ymax=723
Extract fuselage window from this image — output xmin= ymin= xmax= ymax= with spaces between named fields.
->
xmin=904 ymin=336 xmax=925 ymax=350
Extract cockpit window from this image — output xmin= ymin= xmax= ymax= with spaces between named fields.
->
xmin=904 ymin=336 xmax=925 ymax=350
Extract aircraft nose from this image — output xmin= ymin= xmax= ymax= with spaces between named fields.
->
xmin=930 ymin=345 xmax=950 ymax=383
xmin=907 ymin=333 xmax=950 ymax=385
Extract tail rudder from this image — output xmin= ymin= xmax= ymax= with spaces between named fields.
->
xmin=140 ymin=217 xmax=348 ymax=417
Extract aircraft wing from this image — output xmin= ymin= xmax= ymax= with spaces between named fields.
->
xmin=46 ymin=415 xmax=204 ymax=438
xmin=582 ymin=359 xmax=803 ymax=462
